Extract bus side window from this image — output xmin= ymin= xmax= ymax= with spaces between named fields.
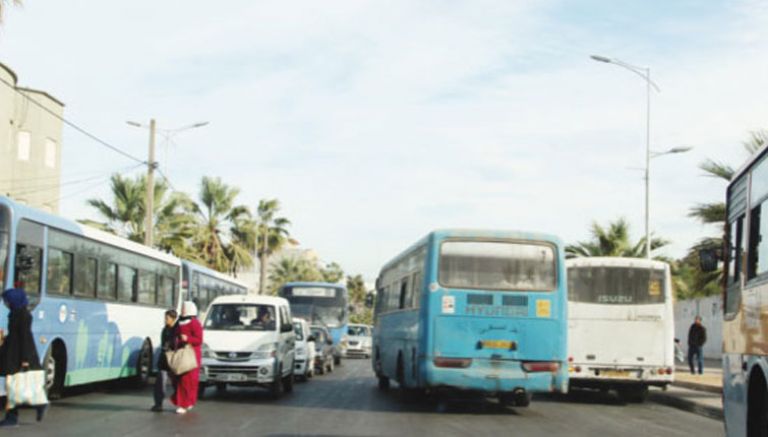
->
xmin=14 ymin=220 xmax=45 ymax=301
xmin=747 ymin=202 xmax=768 ymax=280
xmin=399 ymin=278 xmax=410 ymax=309
xmin=411 ymin=271 xmax=422 ymax=308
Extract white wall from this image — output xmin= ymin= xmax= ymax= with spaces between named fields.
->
xmin=674 ymin=295 xmax=722 ymax=360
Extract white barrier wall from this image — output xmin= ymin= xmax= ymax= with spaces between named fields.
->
xmin=674 ymin=295 xmax=723 ymax=360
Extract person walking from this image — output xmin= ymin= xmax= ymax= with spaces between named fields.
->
xmin=0 ymin=288 xmax=48 ymax=427
xmin=170 ymin=301 xmax=203 ymax=415
xmin=151 ymin=309 xmax=177 ymax=412
xmin=687 ymin=315 xmax=707 ymax=375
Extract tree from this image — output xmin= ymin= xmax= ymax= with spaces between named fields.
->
xmin=255 ymin=199 xmax=291 ymax=294
xmin=566 ymin=218 xmax=669 ymax=259
xmin=346 ymin=274 xmax=367 ymax=305
xmin=0 ymin=0 xmax=21 ymax=23
xmin=320 ymin=262 xmax=344 ymax=283
xmin=267 ymin=257 xmax=320 ymax=295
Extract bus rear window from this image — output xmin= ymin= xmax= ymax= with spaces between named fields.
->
xmin=0 ymin=205 xmax=8 ymax=287
xmin=568 ymin=266 xmax=666 ymax=305
xmin=438 ymin=241 xmax=557 ymax=291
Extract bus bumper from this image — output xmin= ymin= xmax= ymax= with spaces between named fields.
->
xmin=425 ymin=358 xmax=568 ymax=395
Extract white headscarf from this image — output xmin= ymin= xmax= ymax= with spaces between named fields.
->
xmin=181 ymin=300 xmax=198 ymax=319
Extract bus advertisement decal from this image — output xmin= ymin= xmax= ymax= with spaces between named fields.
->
xmin=535 ymin=300 xmax=551 ymax=318
xmin=442 ymin=295 xmax=455 ymax=314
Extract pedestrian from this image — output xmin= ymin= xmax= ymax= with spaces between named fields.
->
xmin=170 ymin=301 xmax=203 ymax=415
xmin=687 ymin=315 xmax=707 ymax=375
xmin=151 ymin=309 xmax=178 ymax=412
xmin=0 ymin=288 xmax=48 ymax=427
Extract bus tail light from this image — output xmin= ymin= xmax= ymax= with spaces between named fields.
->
xmin=433 ymin=358 xmax=472 ymax=368
xmin=568 ymin=356 xmax=574 ymax=363
xmin=665 ymin=367 xmax=673 ymax=375
xmin=522 ymin=361 xmax=560 ymax=373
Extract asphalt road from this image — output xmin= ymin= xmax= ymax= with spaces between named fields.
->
xmin=6 ymin=359 xmax=723 ymax=437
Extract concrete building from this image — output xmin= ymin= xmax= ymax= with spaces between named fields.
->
xmin=0 ymin=62 xmax=65 ymax=213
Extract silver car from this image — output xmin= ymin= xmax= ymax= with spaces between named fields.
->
xmin=344 ymin=324 xmax=372 ymax=358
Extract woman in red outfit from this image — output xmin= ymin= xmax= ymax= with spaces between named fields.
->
xmin=170 ymin=301 xmax=203 ymax=414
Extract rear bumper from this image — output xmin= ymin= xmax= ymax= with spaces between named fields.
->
xmin=425 ymin=358 xmax=568 ymax=395
xmin=568 ymin=364 xmax=674 ymax=388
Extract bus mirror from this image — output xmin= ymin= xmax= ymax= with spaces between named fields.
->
xmin=699 ymin=248 xmax=719 ymax=272
xmin=365 ymin=293 xmax=374 ymax=308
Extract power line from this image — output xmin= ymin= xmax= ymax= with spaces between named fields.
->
xmin=6 ymin=164 xmax=144 ymax=196
xmin=0 ymin=75 xmax=147 ymax=165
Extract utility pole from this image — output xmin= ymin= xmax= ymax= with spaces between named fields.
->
xmin=145 ymin=118 xmax=156 ymax=247
xmin=259 ymin=223 xmax=267 ymax=295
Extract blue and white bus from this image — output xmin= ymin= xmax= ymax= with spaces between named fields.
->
xmin=182 ymin=261 xmax=249 ymax=317
xmin=278 ymin=282 xmax=350 ymax=365
xmin=372 ymin=229 xmax=568 ymax=406
xmin=0 ymin=196 xmax=181 ymax=397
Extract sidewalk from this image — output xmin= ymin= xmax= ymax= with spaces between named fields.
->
xmin=648 ymin=359 xmax=723 ymax=420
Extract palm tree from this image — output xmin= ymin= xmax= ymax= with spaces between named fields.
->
xmin=255 ymin=199 xmax=291 ymax=294
xmin=190 ymin=176 xmax=253 ymax=273
xmin=0 ymin=0 xmax=21 ymax=23
xmin=346 ymin=274 xmax=366 ymax=305
xmin=566 ymin=218 xmax=669 ymax=259
xmin=267 ymin=257 xmax=319 ymax=295
xmin=320 ymin=262 xmax=344 ymax=283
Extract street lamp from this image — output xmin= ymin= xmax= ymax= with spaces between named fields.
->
xmin=591 ymin=54 xmax=661 ymax=259
xmin=126 ymin=119 xmax=209 ymax=247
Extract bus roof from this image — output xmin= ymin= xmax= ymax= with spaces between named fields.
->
xmin=731 ymin=142 xmax=768 ymax=185
xmin=0 ymin=196 xmax=180 ymax=266
xmin=182 ymin=260 xmax=249 ymax=289
xmin=210 ymin=295 xmax=288 ymax=306
xmin=379 ymin=228 xmax=563 ymax=274
xmin=282 ymin=281 xmax=346 ymax=289
xmin=566 ymin=257 xmax=669 ymax=270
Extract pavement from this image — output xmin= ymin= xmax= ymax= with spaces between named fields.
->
xmin=647 ymin=357 xmax=723 ymax=420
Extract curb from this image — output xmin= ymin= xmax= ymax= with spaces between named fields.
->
xmin=649 ymin=392 xmax=723 ymax=421
xmin=672 ymin=381 xmax=722 ymax=395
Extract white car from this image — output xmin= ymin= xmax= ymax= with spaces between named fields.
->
xmin=292 ymin=318 xmax=316 ymax=381
xmin=199 ymin=295 xmax=296 ymax=399
xmin=345 ymin=323 xmax=372 ymax=358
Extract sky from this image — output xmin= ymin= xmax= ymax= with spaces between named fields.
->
xmin=1 ymin=0 xmax=767 ymax=282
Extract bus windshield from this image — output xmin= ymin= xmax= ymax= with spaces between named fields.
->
xmin=204 ymin=304 xmax=277 ymax=331
xmin=438 ymin=240 xmax=556 ymax=291
xmin=568 ymin=266 xmax=666 ymax=305
xmin=282 ymin=285 xmax=346 ymax=328
xmin=0 ymin=205 xmax=8 ymax=287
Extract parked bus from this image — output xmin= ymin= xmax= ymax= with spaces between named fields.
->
xmin=0 ymin=196 xmax=181 ymax=397
xmin=278 ymin=282 xmax=350 ymax=365
xmin=372 ymin=229 xmax=568 ymax=407
xmin=701 ymin=144 xmax=768 ymax=437
xmin=182 ymin=260 xmax=249 ymax=317
xmin=566 ymin=257 xmax=674 ymax=402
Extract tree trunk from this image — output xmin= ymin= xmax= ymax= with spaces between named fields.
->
xmin=259 ymin=253 xmax=267 ymax=294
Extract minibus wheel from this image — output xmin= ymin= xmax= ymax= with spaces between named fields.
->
xmin=270 ymin=367 xmax=284 ymax=399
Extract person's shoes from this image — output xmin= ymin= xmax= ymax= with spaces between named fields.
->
xmin=187 ymin=405 xmax=194 ymax=411
xmin=150 ymin=405 xmax=163 ymax=412
xmin=175 ymin=407 xmax=187 ymax=415
xmin=0 ymin=417 xmax=18 ymax=428
xmin=36 ymin=404 xmax=48 ymax=422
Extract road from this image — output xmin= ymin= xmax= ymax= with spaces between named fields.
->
xmin=8 ymin=359 xmax=722 ymax=436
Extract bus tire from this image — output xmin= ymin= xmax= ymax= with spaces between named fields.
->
xmin=134 ymin=340 xmax=153 ymax=387
xmin=747 ymin=368 xmax=768 ymax=437
xmin=378 ymin=375 xmax=390 ymax=390
xmin=618 ymin=385 xmax=648 ymax=403
xmin=44 ymin=342 xmax=66 ymax=400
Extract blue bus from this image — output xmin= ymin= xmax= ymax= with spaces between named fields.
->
xmin=372 ymin=229 xmax=568 ymax=406
xmin=0 ymin=196 xmax=181 ymax=397
xmin=182 ymin=260 xmax=249 ymax=317
xmin=278 ymin=282 xmax=349 ymax=365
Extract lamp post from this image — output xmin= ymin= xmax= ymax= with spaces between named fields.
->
xmin=126 ymin=120 xmax=209 ymax=247
xmin=590 ymin=55 xmax=663 ymax=259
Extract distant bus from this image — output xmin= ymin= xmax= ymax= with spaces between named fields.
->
xmin=182 ymin=261 xmax=249 ymax=317
xmin=0 ymin=196 xmax=180 ymax=397
xmin=566 ymin=257 xmax=674 ymax=402
xmin=703 ymin=143 xmax=768 ymax=437
xmin=278 ymin=282 xmax=350 ymax=365
xmin=372 ymin=229 xmax=568 ymax=407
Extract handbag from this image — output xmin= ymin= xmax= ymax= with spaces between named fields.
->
xmin=6 ymin=370 xmax=49 ymax=410
xmin=165 ymin=345 xmax=198 ymax=375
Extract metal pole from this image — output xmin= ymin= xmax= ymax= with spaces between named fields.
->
xmin=259 ymin=223 xmax=267 ymax=295
xmin=145 ymin=118 xmax=156 ymax=247
xmin=644 ymin=69 xmax=651 ymax=259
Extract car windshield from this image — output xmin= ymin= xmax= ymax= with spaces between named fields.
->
xmin=348 ymin=326 xmax=369 ymax=336
xmin=293 ymin=322 xmax=304 ymax=340
xmin=310 ymin=328 xmax=326 ymax=343
xmin=0 ymin=205 xmax=8 ymax=288
xmin=204 ymin=304 xmax=276 ymax=331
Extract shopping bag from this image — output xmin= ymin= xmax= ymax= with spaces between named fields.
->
xmin=165 ymin=345 xmax=198 ymax=375
xmin=6 ymin=370 xmax=48 ymax=410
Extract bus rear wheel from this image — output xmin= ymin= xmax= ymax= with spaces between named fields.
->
xmin=747 ymin=369 xmax=768 ymax=437
xmin=44 ymin=343 xmax=65 ymax=400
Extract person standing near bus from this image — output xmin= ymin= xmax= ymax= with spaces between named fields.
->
xmin=171 ymin=301 xmax=203 ymax=415
xmin=687 ymin=315 xmax=707 ymax=375
xmin=151 ymin=309 xmax=177 ymax=412
xmin=0 ymin=288 xmax=48 ymax=427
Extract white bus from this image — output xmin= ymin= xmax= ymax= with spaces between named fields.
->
xmin=566 ymin=257 xmax=674 ymax=402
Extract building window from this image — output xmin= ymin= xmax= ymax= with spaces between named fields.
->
xmin=45 ymin=139 xmax=57 ymax=168
xmin=17 ymin=131 xmax=31 ymax=161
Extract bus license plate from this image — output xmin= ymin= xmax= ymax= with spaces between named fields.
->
xmin=223 ymin=373 xmax=247 ymax=382
xmin=601 ymin=370 xmax=630 ymax=378
xmin=482 ymin=340 xmax=514 ymax=350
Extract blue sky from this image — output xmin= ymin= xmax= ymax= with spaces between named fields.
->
xmin=1 ymin=0 xmax=767 ymax=281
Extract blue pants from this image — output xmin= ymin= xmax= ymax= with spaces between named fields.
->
xmin=688 ymin=345 xmax=703 ymax=374
xmin=153 ymin=370 xmax=170 ymax=407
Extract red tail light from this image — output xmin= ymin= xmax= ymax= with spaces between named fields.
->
xmin=666 ymin=367 xmax=673 ymax=375
xmin=522 ymin=361 xmax=560 ymax=372
xmin=568 ymin=356 xmax=574 ymax=363
xmin=433 ymin=358 xmax=472 ymax=368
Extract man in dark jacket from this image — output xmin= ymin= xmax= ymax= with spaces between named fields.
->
xmin=151 ymin=309 xmax=177 ymax=412
xmin=687 ymin=315 xmax=707 ymax=375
